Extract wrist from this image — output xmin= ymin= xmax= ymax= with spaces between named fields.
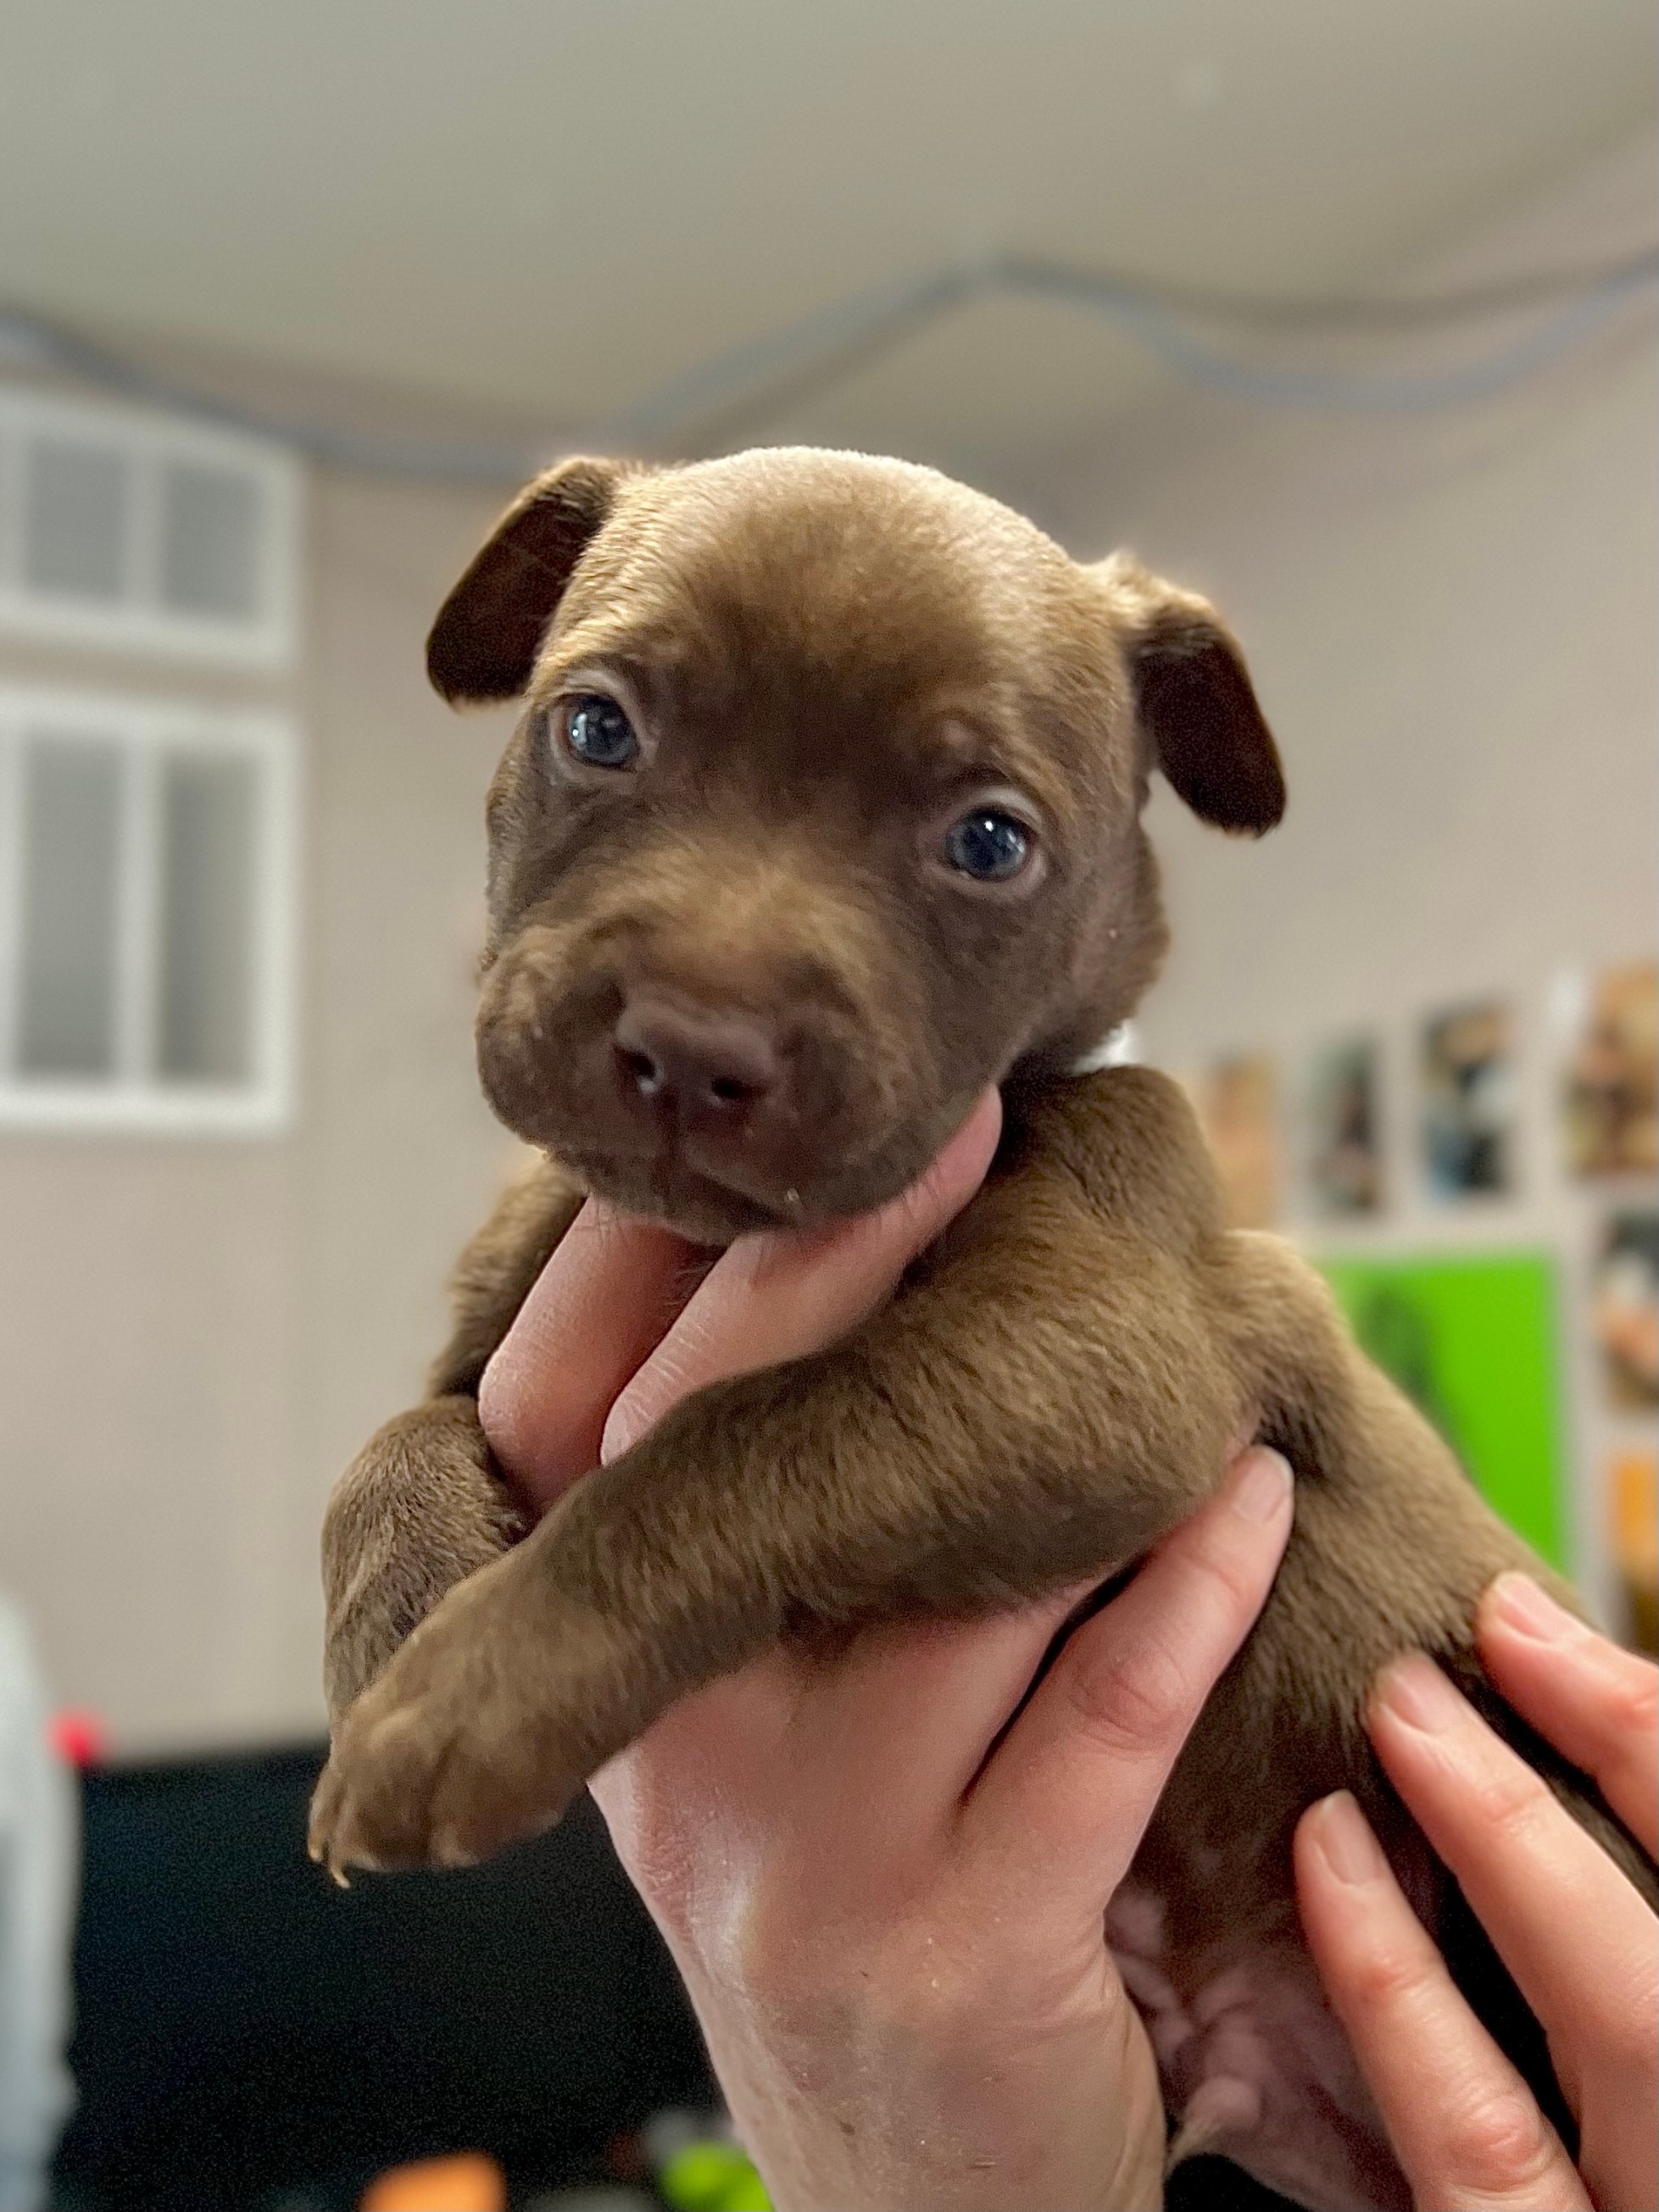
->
xmin=680 ymin=1959 xmax=1167 ymax=2211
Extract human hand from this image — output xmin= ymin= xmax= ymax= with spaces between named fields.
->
xmin=1295 ymin=1581 xmax=1658 ymax=2212
xmin=481 ymin=1091 xmax=1294 ymax=2211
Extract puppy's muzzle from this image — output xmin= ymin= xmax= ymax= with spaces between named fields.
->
xmin=477 ymin=908 xmax=924 ymax=1229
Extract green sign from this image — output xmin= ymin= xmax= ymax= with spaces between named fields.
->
xmin=1318 ymin=1250 xmax=1567 ymax=1569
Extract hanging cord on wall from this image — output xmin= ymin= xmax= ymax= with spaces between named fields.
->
xmin=598 ymin=244 xmax=1659 ymax=447
xmin=0 ymin=308 xmax=541 ymax=485
xmin=2 ymin=243 xmax=1655 ymax=484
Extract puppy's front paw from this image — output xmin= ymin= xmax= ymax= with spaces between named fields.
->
xmin=309 ymin=1548 xmax=602 ymax=1876
xmin=321 ymin=1395 xmax=523 ymax=1726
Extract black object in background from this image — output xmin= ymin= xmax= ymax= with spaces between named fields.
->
xmin=53 ymin=1742 xmax=715 ymax=2212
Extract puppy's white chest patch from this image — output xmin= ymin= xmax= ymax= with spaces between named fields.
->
xmin=1105 ymin=1885 xmax=1410 ymax=2212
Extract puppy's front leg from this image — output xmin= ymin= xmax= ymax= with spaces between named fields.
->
xmin=320 ymin=1155 xmax=583 ymax=1727
xmin=310 ymin=1142 xmax=1249 ymax=1874
xmin=322 ymin=1395 xmax=524 ymax=1721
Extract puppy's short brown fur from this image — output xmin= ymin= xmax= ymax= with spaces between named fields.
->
xmin=310 ymin=448 xmax=1654 ymax=2210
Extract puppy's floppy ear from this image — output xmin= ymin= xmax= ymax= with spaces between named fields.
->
xmin=426 ymin=455 xmax=637 ymax=704
xmin=1098 ymin=551 xmax=1285 ymax=835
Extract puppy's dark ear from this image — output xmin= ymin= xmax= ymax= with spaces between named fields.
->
xmin=426 ymin=455 xmax=637 ymax=703
xmin=1097 ymin=552 xmax=1285 ymax=835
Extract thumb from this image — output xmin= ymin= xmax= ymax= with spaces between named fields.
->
xmin=967 ymin=1448 xmax=1294 ymax=1913
xmin=603 ymin=1087 xmax=1003 ymax=1460
xmin=480 ymin=1203 xmax=700 ymax=1514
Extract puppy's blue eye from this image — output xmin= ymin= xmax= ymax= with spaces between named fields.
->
xmin=563 ymin=694 xmax=638 ymax=769
xmin=944 ymin=809 xmax=1031 ymax=881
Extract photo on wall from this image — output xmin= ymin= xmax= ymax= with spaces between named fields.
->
xmin=1420 ymin=999 xmax=1516 ymax=1200
xmin=1561 ymin=958 xmax=1658 ymax=1177
xmin=1305 ymin=1037 xmax=1383 ymax=1216
xmin=1319 ymin=1250 xmax=1566 ymax=1568
xmin=1607 ymin=1448 xmax=1658 ymax=1656
xmin=1198 ymin=1052 xmax=1282 ymax=1229
xmin=1589 ymin=1209 xmax=1659 ymax=1412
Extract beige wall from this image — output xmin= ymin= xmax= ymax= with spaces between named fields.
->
xmin=1026 ymin=134 xmax=1658 ymax=1619
xmin=0 ymin=464 xmax=521 ymax=1751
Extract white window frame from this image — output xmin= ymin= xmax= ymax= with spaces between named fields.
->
xmin=0 ymin=685 xmax=299 ymax=1136
xmin=0 ymin=386 xmax=301 ymax=670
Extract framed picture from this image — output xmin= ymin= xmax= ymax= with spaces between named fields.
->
xmin=1420 ymin=1000 xmax=1515 ymax=1199
xmin=1589 ymin=1209 xmax=1659 ymax=1412
xmin=1607 ymin=1448 xmax=1657 ymax=1655
xmin=1198 ymin=1053 xmax=1281 ymax=1229
xmin=1306 ymin=1037 xmax=1383 ymax=1216
xmin=1319 ymin=1250 xmax=1565 ymax=1566
xmin=1562 ymin=959 xmax=1658 ymax=1176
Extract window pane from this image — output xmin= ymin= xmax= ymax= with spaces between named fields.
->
xmin=159 ymin=462 xmax=261 ymax=620
xmin=156 ymin=752 xmax=256 ymax=1082
xmin=16 ymin=738 xmax=123 ymax=1076
xmin=23 ymin=440 xmax=128 ymax=601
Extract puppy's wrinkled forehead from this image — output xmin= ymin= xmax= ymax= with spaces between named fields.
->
xmin=539 ymin=451 xmax=1098 ymax=757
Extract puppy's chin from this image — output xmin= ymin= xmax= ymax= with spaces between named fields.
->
xmin=541 ymin=1121 xmax=950 ymax=1248
xmin=566 ymin=1149 xmax=791 ymax=1244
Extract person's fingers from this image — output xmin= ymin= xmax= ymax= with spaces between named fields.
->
xmin=479 ymin=1202 xmax=701 ymax=1513
xmin=1295 ymin=1792 xmax=1591 ymax=2212
xmin=1368 ymin=1653 xmax=1658 ymax=2170
xmin=590 ymin=1596 xmax=1093 ymax=1942
xmin=781 ymin=1587 xmax=1096 ymax=1820
xmin=592 ymin=1597 xmax=1082 ymax=1907
xmin=1476 ymin=1572 xmax=1659 ymax=1858
xmin=966 ymin=1448 xmax=1293 ymax=1909
xmin=601 ymin=1087 xmax=1003 ymax=1460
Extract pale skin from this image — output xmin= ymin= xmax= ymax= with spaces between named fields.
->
xmin=481 ymin=1091 xmax=1658 ymax=2212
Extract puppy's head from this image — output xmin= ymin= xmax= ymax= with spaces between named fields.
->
xmin=430 ymin=447 xmax=1283 ymax=1241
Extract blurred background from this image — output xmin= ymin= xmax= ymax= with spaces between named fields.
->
xmin=0 ymin=3 xmax=1653 ymax=2207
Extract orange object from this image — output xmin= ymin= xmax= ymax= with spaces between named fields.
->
xmin=359 ymin=2152 xmax=507 ymax=2211
xmin=1610 ymin=1448 xmax=1659 ymax=1655
xmin=1611 ymin=1448 xmax=1659 ymax=1590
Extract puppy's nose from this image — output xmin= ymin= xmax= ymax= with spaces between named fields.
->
xmin=613 ymin=996 xmax=780 ymax=1118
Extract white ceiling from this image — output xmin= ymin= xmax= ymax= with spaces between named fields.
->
xmin=0 ymin=0 xmax=1653 ymax=475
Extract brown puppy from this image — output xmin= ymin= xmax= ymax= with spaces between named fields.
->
xmin=309 ymin=448 xmax=1654 ymax=2210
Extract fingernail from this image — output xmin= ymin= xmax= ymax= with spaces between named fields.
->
xmin=1487 ymin=1572 xmax=1587 ymax=1644
xmin=1230 ymin=1448 xmax=1293 ymax=1523
xmin=1310 ymin=1792 xmax=1389 ymax=1887
xmin=1376 ymin=1653 xmax=1462 ymax=1734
